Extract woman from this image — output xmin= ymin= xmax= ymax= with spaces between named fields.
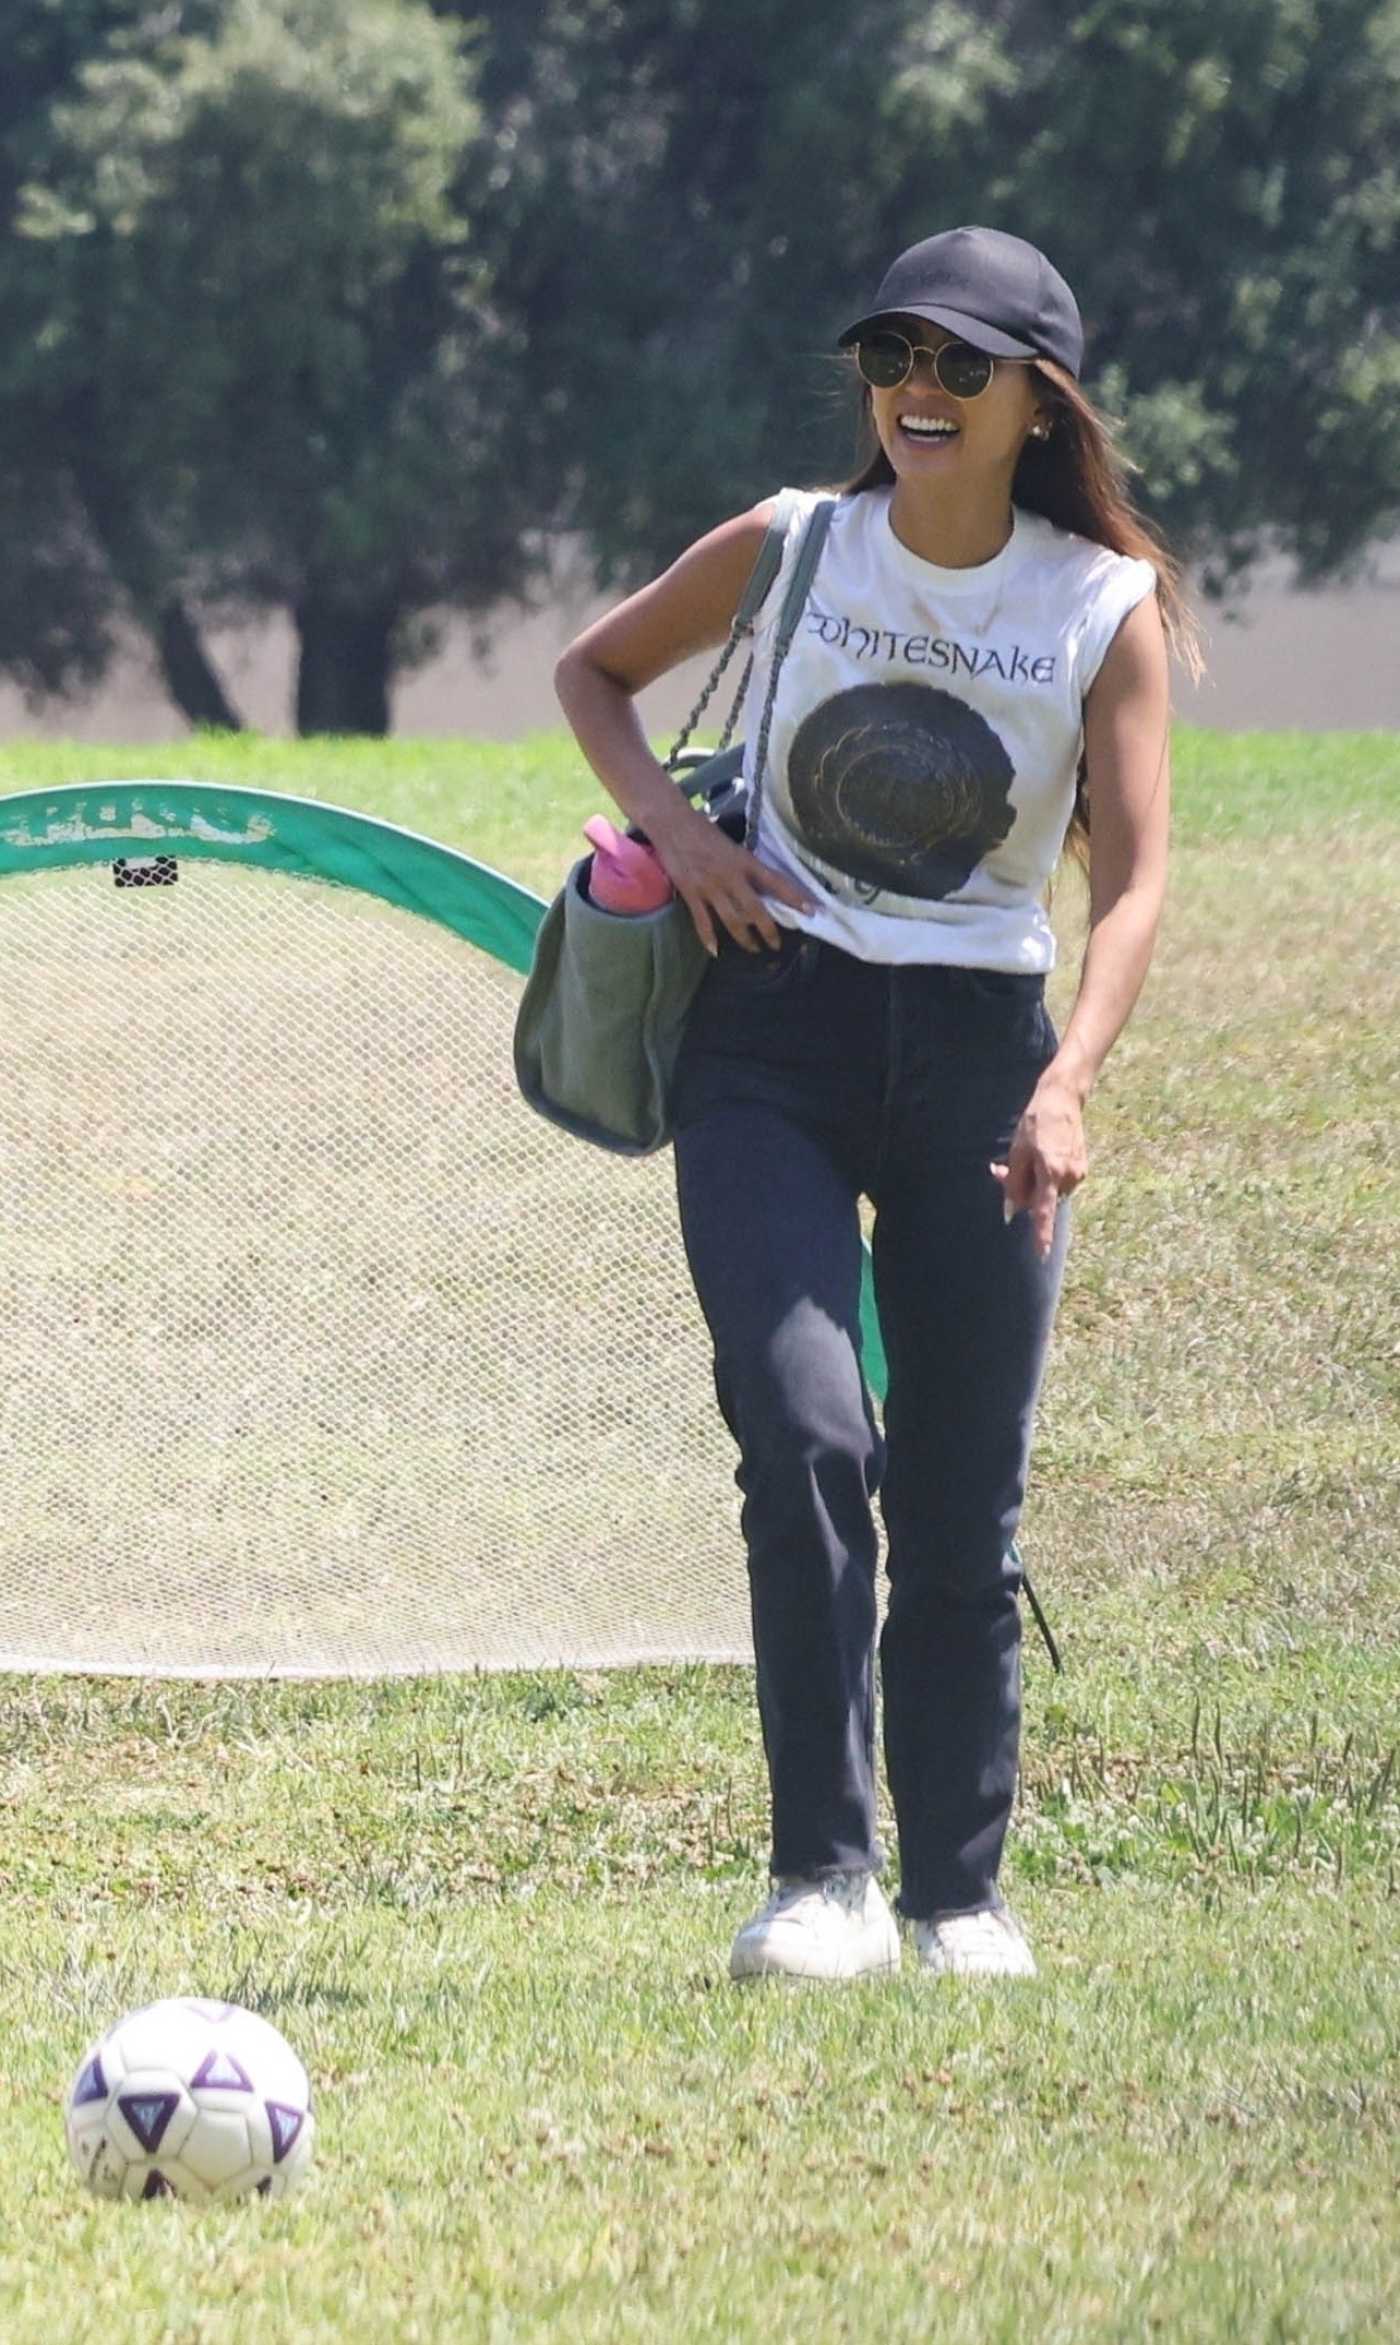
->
xmin=555 ymin=226 xmax=1195 ymax=1982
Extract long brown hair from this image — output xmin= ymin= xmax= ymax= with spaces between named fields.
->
xmin=831 ymin=360 xmax=1203 ymax=882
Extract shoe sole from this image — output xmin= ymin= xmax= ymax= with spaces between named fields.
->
xmin=729 ymin=1951 xmax=903 ymax=1982
xmin=904 ymin=1912 xmax=1037 ymax=1979
xmin=913 ymin=1948 xmax=1037 ymax=1979
xmin=729 ymin=1931 xmax=903 ymax=1984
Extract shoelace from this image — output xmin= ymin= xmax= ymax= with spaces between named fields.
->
xmin=769 ymin=1872 xmax=866 ymax=1911
xmin=1022 ymin=1567 xmax=1061 ymax=1672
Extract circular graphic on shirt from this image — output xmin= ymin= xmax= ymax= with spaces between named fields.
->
xmin=786 ymin=681 xmax=1016 ymax=901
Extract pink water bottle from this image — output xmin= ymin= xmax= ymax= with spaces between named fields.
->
xmin=583 ymin=815 xmax=675 ymax=913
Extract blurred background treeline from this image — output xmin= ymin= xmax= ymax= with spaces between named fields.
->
xmin=2 ymin=0 xmax=1398 ymax=738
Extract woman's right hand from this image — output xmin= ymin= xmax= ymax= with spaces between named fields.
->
xmin=553 ymin=494 xmax=819 ymax=952
xmin=648 ymin=797 xmax=817 ymax=955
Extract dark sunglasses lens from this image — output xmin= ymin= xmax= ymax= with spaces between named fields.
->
xmin=937 ymin=343 xmax=995 ymax=399
xmin=856 ymin=332 xmax=912 ymax=389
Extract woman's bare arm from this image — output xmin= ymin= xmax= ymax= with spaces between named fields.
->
xmin=992 ymin=590 xmax=1173 ymax=1259
xmin=1045 ymin=590 xmax=1173 ymax=1105
xmin=554 ymin=499 xmax=817 ymax=952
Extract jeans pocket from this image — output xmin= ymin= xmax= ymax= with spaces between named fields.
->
xmin=714 ymin=930 xmax=810 ymax=994
xmin=950 ymin=968 xmax=1047 ymax=1055
xmin=958 ymin=968 xmax=1042 ymax=1005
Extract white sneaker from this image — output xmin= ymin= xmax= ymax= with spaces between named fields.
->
xmin=728 ymin=1870 xmax=901 ymax=1982
xmin=907 ymin=1903 xmax=1037 ymax=1978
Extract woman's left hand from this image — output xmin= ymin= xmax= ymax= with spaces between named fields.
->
xmin=989 ymin=1073 xmax=1089 ymax=1262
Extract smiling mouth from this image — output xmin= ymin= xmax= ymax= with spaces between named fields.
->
xmin=896 ymin=415 xmax=961 ymax=447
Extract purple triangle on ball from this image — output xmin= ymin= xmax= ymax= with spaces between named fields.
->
xmin=192 ymin=2047 xmax=254 ymax=2093
xmin=72 ymin=2055 xmax=108 ymax=2106
xmin=265 ymin=2101 xmax=305 ymax=2161
xmin=119 ymin=2091 xmax=181 ymax=2154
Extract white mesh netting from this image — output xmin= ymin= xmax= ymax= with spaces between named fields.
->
xmin=0 ymin=832 xmax=763 ymax=1677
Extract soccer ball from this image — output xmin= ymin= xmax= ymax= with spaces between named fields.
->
xmin=65 ymin=1997 xmax=314 ymax=2202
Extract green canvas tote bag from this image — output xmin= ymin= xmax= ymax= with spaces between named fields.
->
xmin=514 ymin=490 xmax=835 ymax=1154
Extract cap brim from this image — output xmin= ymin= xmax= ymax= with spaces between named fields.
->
xmin=837 ymin=304 xmax=1037 ymax=361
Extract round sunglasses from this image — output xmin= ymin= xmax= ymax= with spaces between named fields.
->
xmin=854 ymin=328 xmax=1031 ymax=402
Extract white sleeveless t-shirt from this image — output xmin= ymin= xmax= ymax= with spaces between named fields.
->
xmin=740 ymin=486 xmax=1156 ymax=972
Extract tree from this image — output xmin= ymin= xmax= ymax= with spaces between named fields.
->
xmin=4 ymin=0 xmax=1397 ymax=727
xmin=441 ymin=0 xmax=1009 ymax=585
xmin=444 ymin=0 xmax=1400 ymax=599
xmin=966 ymin=0 xmax=1400 ymax=589
xmin=0 ymin=4 xmax=229 ymax=705
xmin=15 ymin=0 xmax=537 ymax=731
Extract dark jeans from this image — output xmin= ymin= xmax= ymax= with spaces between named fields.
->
xmin=672 ymin=928 xmax=1071 ymax=1920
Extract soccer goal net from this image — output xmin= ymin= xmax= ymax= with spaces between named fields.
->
xmin=0 ymin=780 xmax=889 ymax=1679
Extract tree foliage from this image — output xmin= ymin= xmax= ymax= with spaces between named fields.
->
xmin=983 ymin=0 xmax=1400 ymax=588
xmin=3 ymin=0 xmax=1398 ymax=729
xmin=10 ymin=0 xmax=531 ymax=728
xmin=445 ymin=0 xmax=1003 ymax=585
xmin=0 ymin=3 xmax=203 ymax=696
xmin=456 ymin=0 xmax=1400 ymax=594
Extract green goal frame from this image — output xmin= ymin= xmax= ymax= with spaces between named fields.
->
xmin=0 ymin=779 xmax=891 ymax=1395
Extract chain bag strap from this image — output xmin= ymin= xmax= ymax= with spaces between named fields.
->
xmin=741 ymin=494 xmax=836 ymax=847
xmin=661 ymin=486 xmax=810 ymax=777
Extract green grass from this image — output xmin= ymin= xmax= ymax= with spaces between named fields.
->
xmin=5 ymin=719 xmax=1400 ymax=892
xmin=0 ymin=727 xmax=1397 ymax=2340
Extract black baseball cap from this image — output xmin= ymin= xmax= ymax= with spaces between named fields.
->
xmin=838 ymin=226 xmax=1083 ymax=379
